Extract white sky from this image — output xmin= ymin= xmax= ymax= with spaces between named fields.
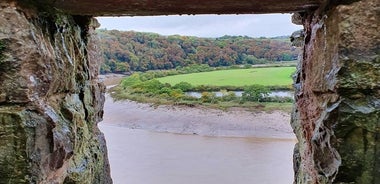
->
xmin=96 ymin=14 xmax=302 ymax=38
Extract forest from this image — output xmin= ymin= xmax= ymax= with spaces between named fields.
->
xmin=97 ymin=29 xmax=300 ymax=73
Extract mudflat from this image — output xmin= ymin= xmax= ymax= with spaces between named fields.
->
xmin=102 ymin=94 xmax=295 ymax=139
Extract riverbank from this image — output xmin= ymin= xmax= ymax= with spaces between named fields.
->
xmin=101 ymin=94 xmax=295 ymax=139
xmin=99 ymin=74 xmax=126 ymax=86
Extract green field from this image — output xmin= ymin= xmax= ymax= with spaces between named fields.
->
xmin=157 ymin=67 xmax=295 ymax=87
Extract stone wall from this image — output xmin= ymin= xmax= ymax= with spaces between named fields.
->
xmin=292 ymin=0 xmax=379 ymax=183
xmin=0 ymin=2 xmax=112 ymax=183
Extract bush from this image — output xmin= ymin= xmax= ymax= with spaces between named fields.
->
xmin=220 ymin=90 xmax=237 ymax=101
xmin=159 ymin=87 xmax=173 ymax=95
xmin=132 ymin=79 xmax=164 ymax=94
xmin=243 ymin=64 xmax=252 ymax=69
xmin=159 ymin=93 xmax=170 ymax=99
xmin=242 ymin=85 xmax=270 ymax=102
xmin=177 ymin=64 xmax=213 ymax=73
xmin=201 ymin=92 xmax=217 ymax=103
xmin=121 ymin=73 xmax=142 ymax=88
xmin=173 ymin=82 xmax=193 ymax=92
xmin=262 ymin=96 xmax=293 ymax=103
xmin=169 ymin=89 xmax=184 ymax=100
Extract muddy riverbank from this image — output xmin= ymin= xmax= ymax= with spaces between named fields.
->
xmin=102 ymin=94 xmax=294 ymax=139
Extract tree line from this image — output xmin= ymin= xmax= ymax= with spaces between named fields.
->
xmin=97 ymin=29 xmax=300 ymax=74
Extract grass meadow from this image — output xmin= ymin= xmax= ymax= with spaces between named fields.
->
xmin=157 ymin=67 xmax=296 ymax=87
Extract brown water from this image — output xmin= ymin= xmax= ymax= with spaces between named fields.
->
xmin=99 ymin=124 xmax=295 ymax=184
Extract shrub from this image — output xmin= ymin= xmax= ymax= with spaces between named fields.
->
xmin=220 ymin=90 xmax=237 ymax=101
xmin=243 ymin=64 xmax=252 ymax=69
xmin=159 ymin=87 xmax=173 ymax=95
xmin=177 ymin=64 xmax=213 ymax=73
xmin=173 ymin=81 xmax=193 ymax=92
xmin=121 ymin=73 xmax=142 ymax=88
xmin=242 ymin=85 xmax=270 ymax=102
xmin=169 ymin=89 xmax=184 ymax=100
xmin=159 ymin=93 xmax=170 ymax=99
xmin=132 ymin=79 xmax=164 ymax=94
xmin=201 ymin=92 xmax=217 ymax=103
xmin=262 ymin=96 xmax=293 ymax=103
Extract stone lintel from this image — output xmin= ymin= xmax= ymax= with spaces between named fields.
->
xmin=51 ymin=0 xmax=320 ymax=16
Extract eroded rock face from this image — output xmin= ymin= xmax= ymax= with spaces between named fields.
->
xmin=292 ymin=0 xmax=380 ymax=183
xmin=0 ymin=2 xmax=111 ymax=183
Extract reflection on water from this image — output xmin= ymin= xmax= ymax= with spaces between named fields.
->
xmin=100 ymin=124 xmax=295 ymax=184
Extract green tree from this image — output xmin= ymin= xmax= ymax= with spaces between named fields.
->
xmin=114 ymin=62 xmax=130 ymax=73
xmin=100 ymin=63 xmax=111 ymax=74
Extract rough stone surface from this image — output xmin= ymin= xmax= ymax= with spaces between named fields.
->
xmin=291 ymin=0 xmax=380 ymax=183
xmin=51 ymin=0 xmax=320 ymax=16
xmin=0 ymin=2 xmax=111 ymax=183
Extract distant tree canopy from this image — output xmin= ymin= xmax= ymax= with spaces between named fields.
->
xmin=97 ymin=29 xmax=300 ymax=74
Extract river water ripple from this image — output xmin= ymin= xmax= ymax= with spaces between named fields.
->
xmin=100 ymin=125 xmax=295 ymax=184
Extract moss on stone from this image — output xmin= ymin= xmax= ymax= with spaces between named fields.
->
xmin=0 ymin=40 xmax=6 ymax=62
xmin=0 ymin=110 xmax=31 ymax=183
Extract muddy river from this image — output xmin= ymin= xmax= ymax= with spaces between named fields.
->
xmin=100 ymin=125 xmax=295 ymax=184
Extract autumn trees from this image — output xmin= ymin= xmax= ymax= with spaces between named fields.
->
xmin=97 ymin=29 xmax=300 ymax=74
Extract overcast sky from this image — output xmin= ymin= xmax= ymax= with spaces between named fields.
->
xmin=97 ymin=14 xmax=302 ymax=38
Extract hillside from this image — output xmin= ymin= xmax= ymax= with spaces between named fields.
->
xmin=97 ymin=29 xmax=300 ymax=74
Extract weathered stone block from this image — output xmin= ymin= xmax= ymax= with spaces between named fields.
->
xmin=0 ymin=2 xmax=111 ymax=183
xmin=292 ymin=0 xmax=379 ymax=183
